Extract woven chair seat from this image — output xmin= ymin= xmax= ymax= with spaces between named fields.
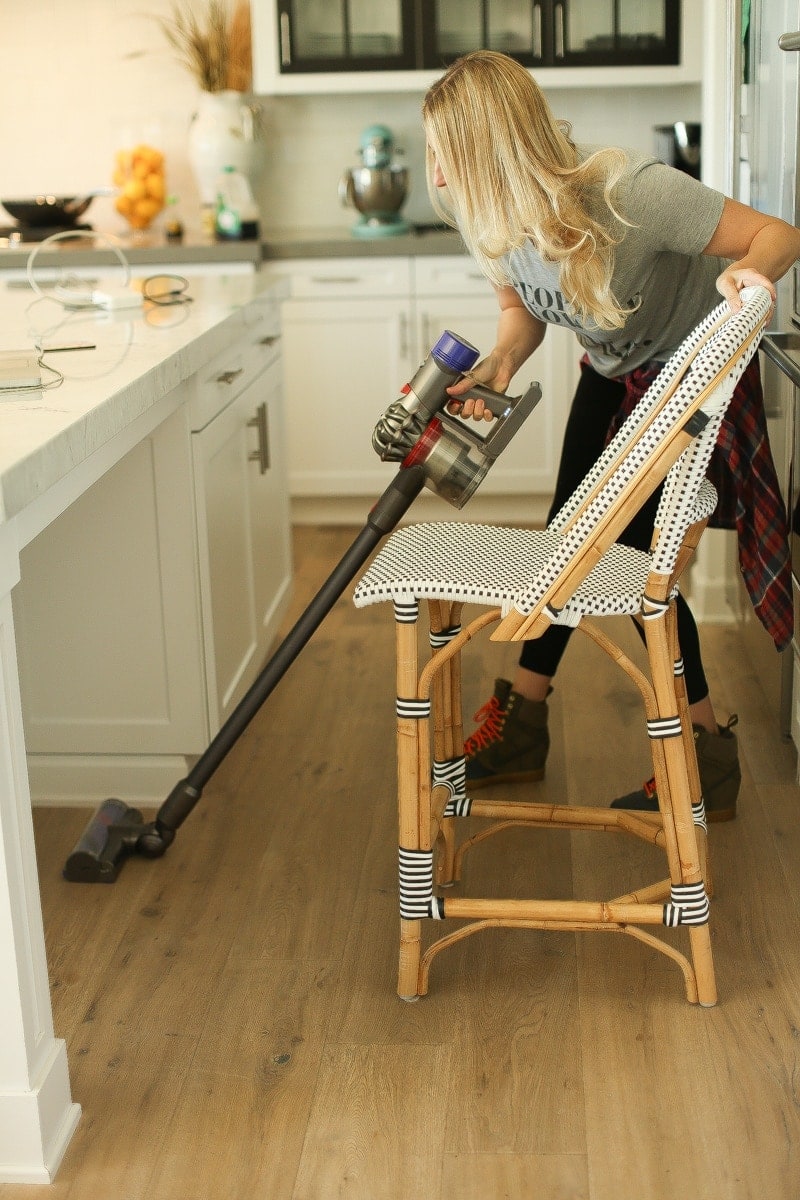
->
xmin=354 ymin=479 xmax=718 ymax=625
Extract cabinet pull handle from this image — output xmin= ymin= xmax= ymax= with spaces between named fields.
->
xmin=216 ymin=367 xmax=244 ymax=385
xmin=554 ymin=2 xmax=565 ymax=58
xmin=400 ymin=312 xmax=409 ymax=358
xmin=258 ymin=334 xmax=280 ymax=346
xmin=280 ymin=11 xmax=292 ymax=64
xmin=309 ymin=276 xmax=360 ymax=284
xmin=532 ymin=1 xmax=543 ymax=58
xmin=779 ymin=31 xmax=800 ymax=51
xmin=420 ymin=313 xmax=430 ymax=351
xmin=247 ymin=403 xmax=270 ymax=474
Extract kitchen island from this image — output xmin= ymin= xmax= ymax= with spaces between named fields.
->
xmin=0 ymin=270 xmax=290 ymax=1183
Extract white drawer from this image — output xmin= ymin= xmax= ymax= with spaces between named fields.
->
xmin=188 ymin=307 xmax=282 ymax=432
xmin=269 ymin=256 xmax=413 ymax=299
xmin=414 ymin=255 xmax=494 ymax=297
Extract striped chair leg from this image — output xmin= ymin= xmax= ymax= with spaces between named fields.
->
xmin=669 ymin=621 xmax=712 ymax=896
xmin=395 ymin=601 xmax=426 ymax=1001
xmin=429 ymin=601 xmax=465 ymax=887
xmin=644 ymin=599 xmax=717 ymax=1006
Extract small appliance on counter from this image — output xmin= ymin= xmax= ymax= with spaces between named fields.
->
xmin=339 ymin=124 xmax=410 ymax=238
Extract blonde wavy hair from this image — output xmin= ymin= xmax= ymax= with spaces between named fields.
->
xmin=422 ymin=50 xmax=632 ymax=330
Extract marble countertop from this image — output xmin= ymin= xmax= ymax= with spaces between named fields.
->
xmin=0 ymin=272 xmax=287 ymax=526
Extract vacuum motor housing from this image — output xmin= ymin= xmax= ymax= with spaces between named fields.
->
xmin=372 ymin=329 xmax=542 ymax=508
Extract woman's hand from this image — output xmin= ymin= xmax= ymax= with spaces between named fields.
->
xmin=445 ymin=350 xmax=512 ymax=421
xmin=444 ymin=287 xmax=546 ymax=421
xmin=715 ymin=265 xmax=776 ymax=312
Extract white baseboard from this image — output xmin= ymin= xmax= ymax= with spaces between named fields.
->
xmin=0 ymin=1042 xmax=80 ymax=1183
xmin=27 ymin=754 xmax=191 ymax=807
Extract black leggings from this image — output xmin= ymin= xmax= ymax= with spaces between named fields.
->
xmin=518 ymin=361 xmax=710 ymax=705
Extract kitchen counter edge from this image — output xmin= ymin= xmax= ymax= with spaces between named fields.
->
xmin=0 ymin=228 xmax=466 ymax=271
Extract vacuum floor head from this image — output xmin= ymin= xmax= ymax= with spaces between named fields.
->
xmin=63 ymin=798 xmax=145 ymax=883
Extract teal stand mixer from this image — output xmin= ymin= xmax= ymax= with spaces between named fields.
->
xmin=339 ymin=124 xmax=411 ymax=237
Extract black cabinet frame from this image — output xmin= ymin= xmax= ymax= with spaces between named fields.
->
xmin=551 ymin=0 xmax=681 ymax=68
xmin=275 ymin=0 xmax=681 ymax=75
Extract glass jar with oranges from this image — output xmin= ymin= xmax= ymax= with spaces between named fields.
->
xmin=112 ymin=142 xmax=167 ymax=232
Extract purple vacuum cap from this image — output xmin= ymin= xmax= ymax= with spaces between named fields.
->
xmin=432 ymin=330 xmax=480 ymax=373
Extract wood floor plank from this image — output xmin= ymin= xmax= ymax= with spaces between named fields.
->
xmin=328 ymin=816 xmax=472 ymax=1046
xmin=145 ymin=960 xmax=336 ymax=1200
xmin=290 ymin=1044 xmax=452 ymax=1200
xmin=442 ymin=941 xmax=586 ymax=1156
xmin=440 ymin=1152 xmax=589 ymax=1199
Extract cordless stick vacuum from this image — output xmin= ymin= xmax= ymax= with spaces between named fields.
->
xmin=63 ymin=331 xmax=542 ymax=882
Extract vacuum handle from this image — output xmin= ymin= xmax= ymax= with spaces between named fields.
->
xmin=458 ymin=381 xmax=514 ymax=419
xmin=479 ymin=382 xmax=543 ymax=458
xmin=444 ymin=381 xmax=543 ymax=460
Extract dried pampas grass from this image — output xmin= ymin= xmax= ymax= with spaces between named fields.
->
xmin=157 ymin=0 xmax=252 ymax=93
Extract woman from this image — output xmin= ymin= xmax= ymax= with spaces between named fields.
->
xmin=422 ymin=50 xmax=800 ymax=820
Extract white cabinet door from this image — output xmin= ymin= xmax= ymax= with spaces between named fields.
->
xmin=192 ymin=358 xmax=292 ymax=729
xmin=14 ymin=403 xmax=208 ymax=755
xmin=281 ymin=295 xmax=416 ymax=495
xmin=15 ymin=331 xmax=292 ymax=801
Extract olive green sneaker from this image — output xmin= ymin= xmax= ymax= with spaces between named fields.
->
xmin=464 ymin=678 xmax=550 ymax=788
xmin=609 ymin=715 xmax=740 ymax=823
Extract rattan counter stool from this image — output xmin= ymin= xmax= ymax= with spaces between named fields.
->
xmin=353 ymin=286 xmax=772 ymax=1005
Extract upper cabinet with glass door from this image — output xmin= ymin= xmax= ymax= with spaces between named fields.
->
xmin=422 ymin=0 xmax=547 ymax=69
xmin=276 ymin=0 xmax=416 ymax=72
xmin=421 ymin=1 xmax=679 ymax=70
xmin=253 ymin=1 xmax=697 ymax=93
xmin=548 ymin=0 xmax=680 ymax=67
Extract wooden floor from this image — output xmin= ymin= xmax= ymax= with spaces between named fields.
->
xmin=4 ymin=524 xmax=800 ymax=1200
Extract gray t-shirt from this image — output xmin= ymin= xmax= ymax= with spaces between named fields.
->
xmin=504 ymin=146 xmax=728 ymax=376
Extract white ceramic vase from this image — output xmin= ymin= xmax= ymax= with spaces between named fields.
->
xmin=188 ymin=90 xmax=260 ymax=206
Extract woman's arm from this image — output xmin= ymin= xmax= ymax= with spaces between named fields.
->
xmin=448 ymin=286 xmax=547 ymax=420
xmin=703 ymin=196 xmax=800 ymax=310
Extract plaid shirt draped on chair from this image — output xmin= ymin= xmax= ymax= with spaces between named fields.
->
xmin=605 ymin=353 xmax=793 ymax=651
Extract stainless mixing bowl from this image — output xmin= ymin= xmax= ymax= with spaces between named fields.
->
xmin=339 ymin=165 xmax=409 ymax=219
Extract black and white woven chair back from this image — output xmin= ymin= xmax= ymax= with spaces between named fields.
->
xmin=504 ymin=285 xmax=772 ymax=629
xmin=649 ymin=287 xmax=770 ymax=576
xmin=546 ymin=287 xmax=768 ymax=538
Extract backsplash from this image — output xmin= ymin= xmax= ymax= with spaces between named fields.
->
xmin=0 ymin=0 xmax=701 ymax=238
